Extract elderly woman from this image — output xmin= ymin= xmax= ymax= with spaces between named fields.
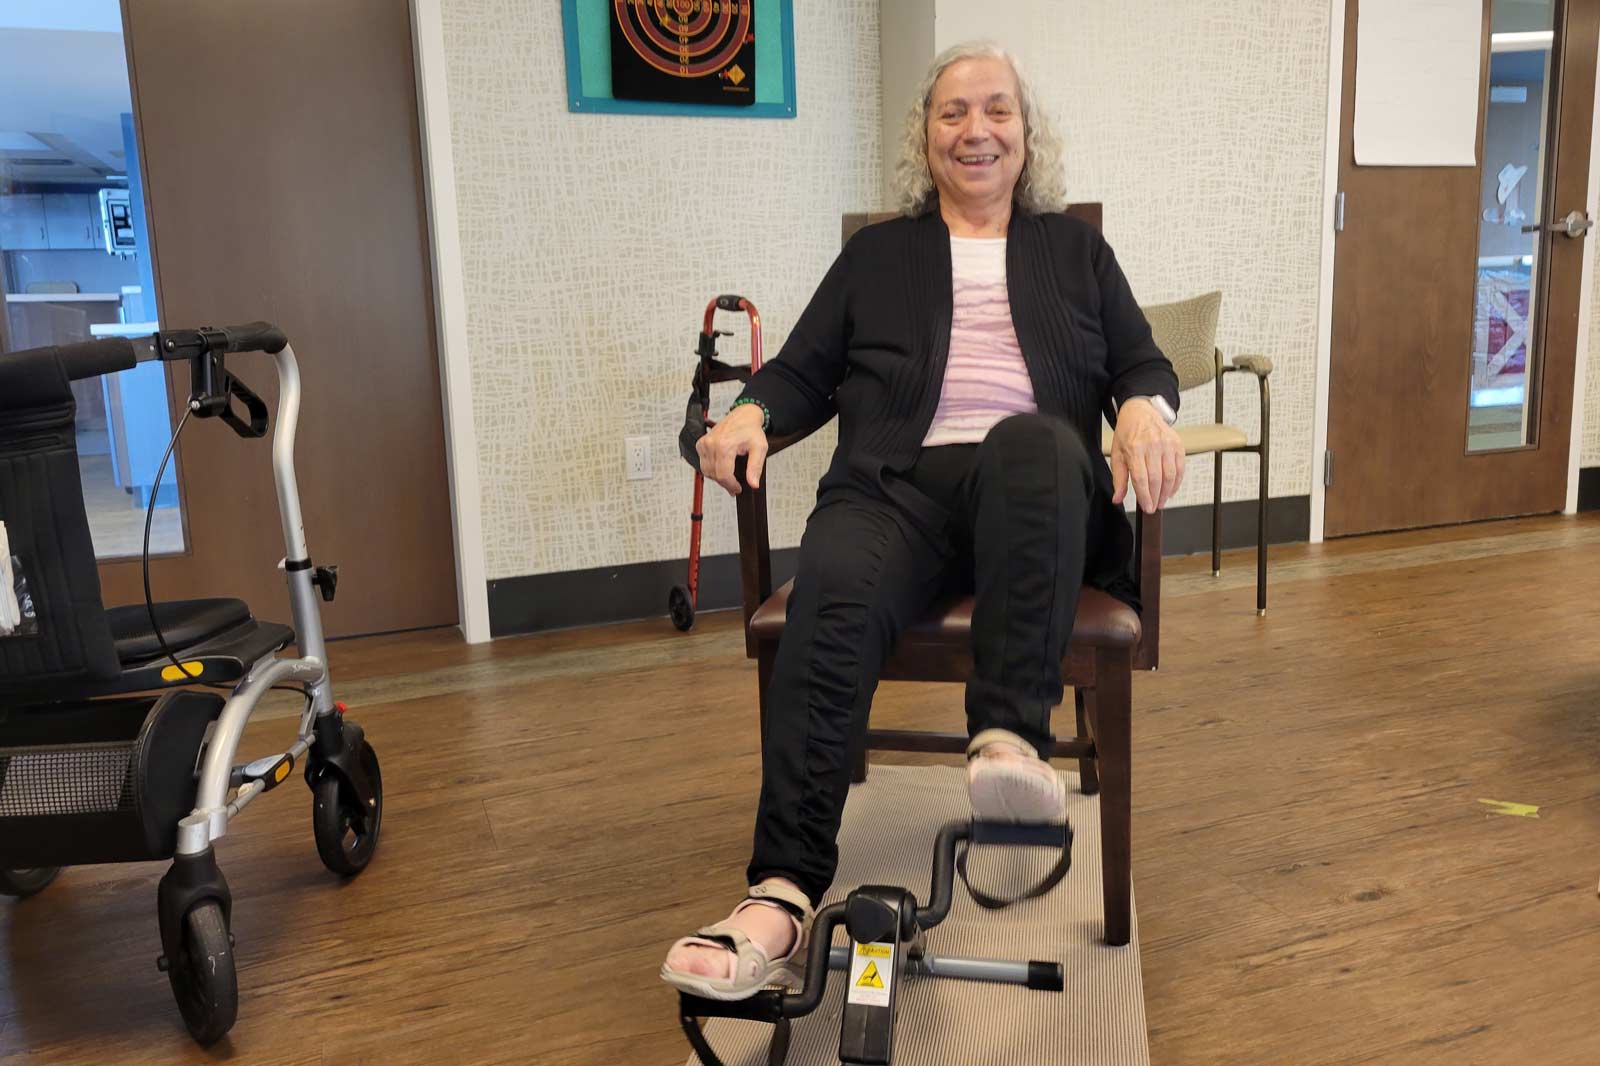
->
xmin=662 ymin=41 xmax=1184 ymax=1000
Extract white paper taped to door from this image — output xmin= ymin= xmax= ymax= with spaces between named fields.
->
xmin=1354 ymin=0 xmax=1483 ymax=166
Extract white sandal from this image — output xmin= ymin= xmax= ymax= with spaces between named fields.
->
xmin=660 ymin=881 xmax=814 ymax=1001
xmin=967 ymin=728 xmax=1067 ymax=824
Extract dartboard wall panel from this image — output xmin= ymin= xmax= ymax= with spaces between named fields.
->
xmin=610 ymin=0 xmax=756 ymax=105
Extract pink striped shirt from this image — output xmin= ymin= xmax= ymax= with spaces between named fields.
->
xmin=922 ymin=237 xmax=1037 ymax=447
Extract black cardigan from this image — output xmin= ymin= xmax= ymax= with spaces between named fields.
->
xmin=740 ymin=207 xmax=1179 ymax=601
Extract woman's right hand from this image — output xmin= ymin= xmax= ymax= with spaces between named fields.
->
xmin=696 ymin=402 xmax=769 ymax=495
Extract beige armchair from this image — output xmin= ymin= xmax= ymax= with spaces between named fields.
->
xmin=1102 ymin=292 xmax=1272 ymax=614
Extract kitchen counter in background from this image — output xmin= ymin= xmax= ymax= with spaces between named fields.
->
xmin=5 ymin=291 xmax=124 ymax=352
xmin=4 ymin=292 xmax=123 ymax=302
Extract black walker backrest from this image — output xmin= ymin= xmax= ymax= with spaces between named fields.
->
xmin=0 ymin=345 xmax=120 ymax=692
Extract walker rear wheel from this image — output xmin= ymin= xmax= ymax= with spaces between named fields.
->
xmin=669 ymin=584 xmax=695 ymax=631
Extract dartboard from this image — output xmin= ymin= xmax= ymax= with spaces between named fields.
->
xmin=610 ymin=0 xmax=757 ymax=107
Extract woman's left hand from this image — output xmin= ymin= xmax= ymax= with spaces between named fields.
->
xmin=1110 ymin=399 xmax=1185 ymax=513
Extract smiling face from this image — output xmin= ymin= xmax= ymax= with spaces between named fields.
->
xmin=925 ymin=56 xmax=1026 ymax=216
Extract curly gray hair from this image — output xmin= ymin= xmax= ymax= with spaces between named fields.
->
xmin=892 ymin=41 xmax=1067 ymax=217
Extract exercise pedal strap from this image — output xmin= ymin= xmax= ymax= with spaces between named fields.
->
xmin=956 ymin=820 xmax=1074 ymax=911
xmin=679 ymin=993 xmax=791 ymax=1066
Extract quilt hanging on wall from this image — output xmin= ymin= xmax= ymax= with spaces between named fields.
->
xmin=610 ymin=0 xmax=756 ymax=106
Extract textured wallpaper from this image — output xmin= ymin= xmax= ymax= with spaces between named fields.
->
xmin=1001 ymin=1 xmax=1331 ymax=509
xmin=443 ymin=0 xmax=1589 ymax=585
xmin=440 ymin=0 xmax=877 ymax=579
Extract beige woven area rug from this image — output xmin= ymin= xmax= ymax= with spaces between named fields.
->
xmin=688 ymin=764 xmax=1149 ymax=1065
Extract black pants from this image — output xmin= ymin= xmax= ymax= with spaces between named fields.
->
xmin=747 ymin=414 xmax=1099 ymax=904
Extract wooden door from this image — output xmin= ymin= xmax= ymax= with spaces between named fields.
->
xmin=98 ymin=0 xmax=458 ymax=637
xmin=1326 ymin=0 xmax=1598 ymax=536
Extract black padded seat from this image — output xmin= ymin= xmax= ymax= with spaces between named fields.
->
xmin=107 ymin=598 xmax=254 ymax=665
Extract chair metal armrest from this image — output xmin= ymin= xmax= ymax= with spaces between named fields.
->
xmin=1223 ymin=354 xmax=1273 ymax=378
xmin=1218 ymin=354 xmax=1272 ymax=449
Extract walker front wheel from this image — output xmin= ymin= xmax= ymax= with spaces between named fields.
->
xmin=669 ymin=584 xmax=695 ymax=631
xmin=165 ymin=900 xmax=238 ymax=1046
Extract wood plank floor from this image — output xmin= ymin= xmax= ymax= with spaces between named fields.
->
xmin=1 ymin=514 xmax=1597 ymax=1064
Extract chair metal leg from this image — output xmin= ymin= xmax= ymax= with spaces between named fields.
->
xmin=1074 ymin=689 xmax=1099 ymax=795
xmin=1211 ymin=451 xmax=1223 ymax=576
xmin=1257 ymin=442 xmax=1269 ymax=616
xmin=1256 ymin=372 xmax=1271 ymax=616
xmin=1093 ymin=647 xmax=1133 ymax=948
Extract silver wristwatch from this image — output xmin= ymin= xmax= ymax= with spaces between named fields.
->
xmin=1123 ymin=394 xmax=1177 ymax=425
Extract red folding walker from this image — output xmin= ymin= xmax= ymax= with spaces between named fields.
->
xmin=670 ymin=294 xmax=762 ymax=631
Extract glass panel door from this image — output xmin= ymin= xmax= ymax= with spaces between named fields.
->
xmin=1469 ymin=0 xmax=1557 ymax=452
xmin=0 ymin=0 xmax=182 ymax=557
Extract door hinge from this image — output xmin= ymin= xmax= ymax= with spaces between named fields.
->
xmin=1334 ymin=191 xmax=1345 ymax=233
xmin=1324 ymin=450 xmax=1334 ymax=488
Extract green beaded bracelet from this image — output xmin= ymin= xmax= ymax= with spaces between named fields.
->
xmin=731 ymin=396 xmax=770 ymax=432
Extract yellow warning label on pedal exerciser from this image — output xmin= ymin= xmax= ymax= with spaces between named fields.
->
xmin=846 ymin=941 xmax=893 ymax=1008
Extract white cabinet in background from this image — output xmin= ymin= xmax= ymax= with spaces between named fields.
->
xmin=0 ymin=195 xmax=49 ymax=250
xmin=44 ymin=193 xmax=102 ymax=250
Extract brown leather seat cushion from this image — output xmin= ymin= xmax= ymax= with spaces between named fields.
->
xmin=749 ymin=580 xmax=1140 ymax=650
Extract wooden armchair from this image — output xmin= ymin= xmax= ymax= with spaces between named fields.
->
xmin=727 ymin=204 xmax=1160 ymax=947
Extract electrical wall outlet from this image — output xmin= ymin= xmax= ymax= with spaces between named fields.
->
xmin=626 ymin=436 xmax=652 ymax=481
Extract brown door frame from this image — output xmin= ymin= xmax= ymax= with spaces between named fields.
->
xmin=1322 ymin=0 xmax=1599 ymax=538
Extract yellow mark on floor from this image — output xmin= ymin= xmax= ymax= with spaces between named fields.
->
xmin=1478 ymin=799 xmax=1539 ymax=819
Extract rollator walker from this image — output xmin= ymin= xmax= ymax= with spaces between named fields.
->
xmin=0 ymin=323 xmax=383 ymax=1045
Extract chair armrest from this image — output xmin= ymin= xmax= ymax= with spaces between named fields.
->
xmin=766 ymin=416 xmax=830 ymax=458
xmin=1133 ymin=507 xmax=1162 ymax=671
xmin=732 ymin=416 xmax=832 ymax=654
xmin=1218 ymin=353 xmax=1272 ymax=450
xmin=1223 ymin=354 xmax=1273 ymax=377
xmin=733 ymin=459 xmax=773 ymax=658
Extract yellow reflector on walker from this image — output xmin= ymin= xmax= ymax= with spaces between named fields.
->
xmin=160 ymin=661 xmax=204 ymax=681
xmin=275 ymin=761 xmax=291 ymax=783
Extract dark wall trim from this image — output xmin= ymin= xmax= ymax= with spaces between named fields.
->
xmin=1162 ymin=494 xmax=1310 ymax=557
xmin=488 ymin=494 xmax=1312 ymax=637
xmin=1580 ymin=467 xmax=1600 ymax=512
xmin=489 ymin=550 xmax=802 ymax=636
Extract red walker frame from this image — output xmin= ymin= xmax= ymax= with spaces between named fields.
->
xmin=669 ymin=294 xmax=762 ymax=631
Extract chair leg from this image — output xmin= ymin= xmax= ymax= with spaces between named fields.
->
xmin=1211 ymin=451 xmax=1223 ymax=577
xmin=1094 ymin=647 xmax=1133 ymax=948
xmin=756 ymin=643 xmax=776 ymax=751
xmin=1074 ymin=689 xmax=1099 ymax=796
xmin=850 ymin=733 xmax=869 ymax=784
xmin=1257 ymin=445 xmax=1269 ymax=616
